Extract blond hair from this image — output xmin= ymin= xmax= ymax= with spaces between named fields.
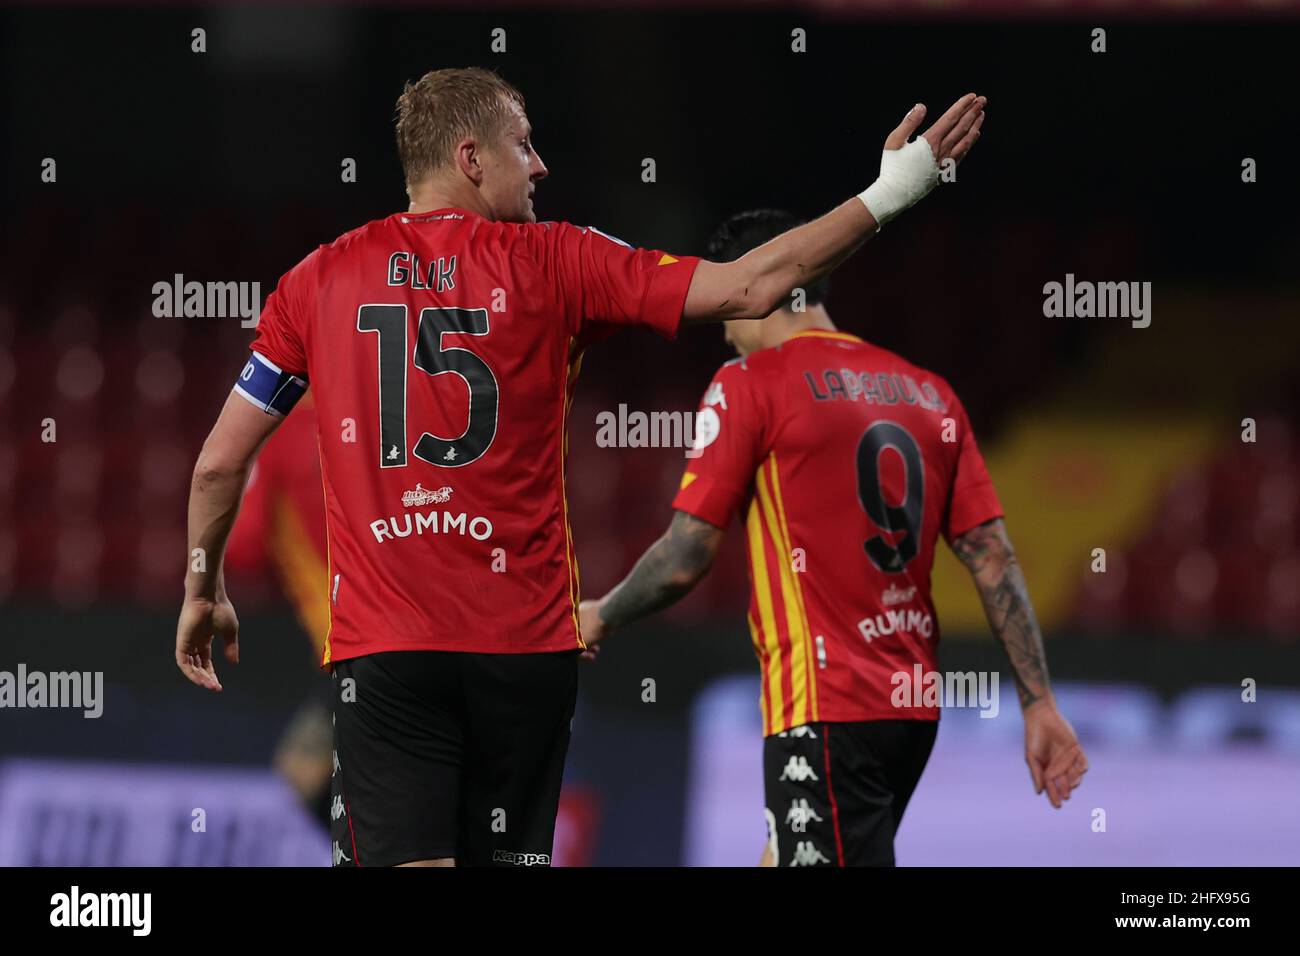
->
xmin=394 ymin=67 xmax=525 ymax=193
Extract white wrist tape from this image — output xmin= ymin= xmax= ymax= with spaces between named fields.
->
xmin=857 ymin=137 xmax=940 ymax=229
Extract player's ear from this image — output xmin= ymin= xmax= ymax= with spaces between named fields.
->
xmin=454 ymin=137 xmax=484 ymax=185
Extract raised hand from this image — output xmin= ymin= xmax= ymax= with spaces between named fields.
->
xmin=861 ymin=93 xmax=986 ymax=227
xmin=884 ymin=92 xmax=987 ymax=165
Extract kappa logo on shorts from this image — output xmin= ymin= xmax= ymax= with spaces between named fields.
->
xmin=777 ymin=725 xmax=818 ymax=739
xmin=788 ymin=841 xmax=831 ymax=867
xmin=785 ymin=798 xmax=823 ymax=833
xmin=777 ymin=755 xmax=820 ymax=783
xmin=492 ymin=849 xmax=550 ymax=866
xmin=330 ymin=795 xmax=346 ymax=822
xmin=332 ymin=841 xmax=352 ymax=866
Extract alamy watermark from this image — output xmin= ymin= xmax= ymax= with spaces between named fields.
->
xmin=49 ymin=886 xmax=150 ymax=935
xmin=891 ymin=665 xmax=1000 ymax=718
xmin=1042 ymin=273 xmax=1151 ymax=328
xmin=595 ymin=404 xmax=706 ymax=458
xmin=152 ymin=274 xmax=262 ymax=327
xmin=0 ymin=664 xmax=103 ymax=718
xmin=595 ymin=382 xmax=726 ymax=458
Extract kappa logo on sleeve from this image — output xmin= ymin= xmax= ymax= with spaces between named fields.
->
xmin=702 ymin=381 xmax=727 ymax=410
xmin=686 ymin=380 xmax=727 ymax=456
xmin=691 ymin=407 xmax=721 ymax=451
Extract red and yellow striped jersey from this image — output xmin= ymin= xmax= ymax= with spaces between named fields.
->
xmin=672 ymin=330 xmax=1002 ymax=734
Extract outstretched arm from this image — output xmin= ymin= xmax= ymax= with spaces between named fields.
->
xmin=950 ymin=517 xmax=1089 ymax=808
xmin=579 ymin=510 xmax=726 ymax=646
xmin=681 ymin=93 xmax=986 ymax=324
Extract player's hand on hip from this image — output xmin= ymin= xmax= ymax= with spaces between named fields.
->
xmin=1022 ymin=701 xmax=1089 ymax=809
xmin=861 ymin=93 xmax=986 ymax=228
xmin=175 ymin=595 xmax=240 ymax=692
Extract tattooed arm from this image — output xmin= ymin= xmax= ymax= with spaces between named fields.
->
xmin=949 ymin=517 xmax=1052 ymax=710
xmin=950 ymin=517 xmax=1089 ymax=808
xmin=579 ymin=510 xmax=725 ymax=645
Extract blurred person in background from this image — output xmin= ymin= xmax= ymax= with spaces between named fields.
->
xmin=580 ymin=209 xmax=1086 ymax=867
xmin=224 ymin=393 xmax=333 ymax=828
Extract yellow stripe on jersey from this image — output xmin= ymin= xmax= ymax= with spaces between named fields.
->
xmin=746 ymin=498 xmax=783 ymax=736
xmin=318 ymin=437 xmax=335 ymax=668
xmin=561 ymin=340 xmax=585 ymax=649
xmin=790 ymin=330 xmax=862 ymax=344
xmin=747 ymin=611 xmax=771 ymax=734
xmin=269 ymin=496 xmax=331 ymax=659
xmin=756 ymin=461 xmax=811 ymax=729
xmin=766 ymin=454 xmax=818 ymax=723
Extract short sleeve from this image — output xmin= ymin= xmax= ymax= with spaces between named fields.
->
xmin=248 ymin=249 xmax=319 ymax=377
xmin=942 ymin=396 xmax=1004 ymax=543
xmin=672 ymin=361 xmax=769 ymax=530
xmin=535 ymin=222 xmax=699 ymax=341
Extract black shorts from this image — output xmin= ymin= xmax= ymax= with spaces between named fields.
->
xmin=329 ymin=649 xmax=578 ymax=867
xmin=763 ymin=720 xmax=937 ymax=867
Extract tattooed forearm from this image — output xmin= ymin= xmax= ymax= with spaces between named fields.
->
xmin=951 ymin=519 xmax=1052 ymax=710
xmin=598 ymin=511 xmax=725 ymax=630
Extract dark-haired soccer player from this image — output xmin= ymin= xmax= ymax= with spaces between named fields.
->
xmin=175 ymin=66 xmax=986 ymax=867
xmin=580 ymin=210 xmax=1086 ymax=868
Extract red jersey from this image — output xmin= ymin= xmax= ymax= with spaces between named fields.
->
xmin=672 ymin=330 xmax=1002 ymax=733
xmin=247 ymin=208 xmax=700 ymax=663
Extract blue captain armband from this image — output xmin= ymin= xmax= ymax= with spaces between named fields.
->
xmin=232 ymin=351 xmax=308 ymax=417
